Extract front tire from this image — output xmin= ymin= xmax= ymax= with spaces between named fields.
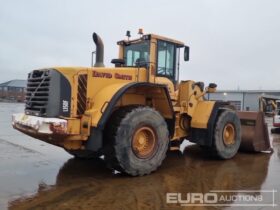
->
xmin=212 ymin=110 xmax=241 ymax=159
xmin=103 ymin=106 xmax=169 ymax=176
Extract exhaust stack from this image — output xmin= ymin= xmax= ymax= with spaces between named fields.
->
xmin=92 ymin=32 xmax=105 ymax=67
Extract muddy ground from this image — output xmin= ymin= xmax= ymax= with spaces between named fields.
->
xmin=0 ymin=103 xmax=279 ymax=210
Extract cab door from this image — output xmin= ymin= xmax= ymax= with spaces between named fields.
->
xmin=156 ymin=40 xmax=179 ymax=85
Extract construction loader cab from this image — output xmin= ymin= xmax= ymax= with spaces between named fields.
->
xmin=12 ymin=30 xmax=271 ymax=176
xmin=117 ymin=33 xmax=188 ymax=85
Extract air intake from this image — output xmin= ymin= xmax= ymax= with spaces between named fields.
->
xmin=77 ymin=74 xmax=88 ymax=115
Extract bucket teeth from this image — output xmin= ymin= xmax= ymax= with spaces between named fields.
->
xmin=237 ymin=111 xmax=271 ymax=152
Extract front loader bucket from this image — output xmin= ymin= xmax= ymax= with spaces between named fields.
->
xmin=237 ymin=111 xmax=271 ymax=152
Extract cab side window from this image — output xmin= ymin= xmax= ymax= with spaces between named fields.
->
xmin=126 ymin=50 xmax=140 ymax=66
xmin=156 ymin=41 xmax=176 ymax=79
xmin=124 ymin=41 xmax=150 ymax=66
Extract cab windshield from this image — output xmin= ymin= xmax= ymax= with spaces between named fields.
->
xmin=124 ymin=41 xmax=150 ymax=66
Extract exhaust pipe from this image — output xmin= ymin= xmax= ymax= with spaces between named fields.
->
xmin=92 ymin=32 xmax=105 ymax=67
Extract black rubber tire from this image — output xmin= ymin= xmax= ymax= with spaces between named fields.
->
xmin=64 ymin=149 xmax=99 ymax=159
xmin=103 ymin=106 xmax=169 ymax=176
xmin=211 ymin=110 xmax=241 ymax=159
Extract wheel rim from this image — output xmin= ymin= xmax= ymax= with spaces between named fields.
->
xmin=132 ymin=126 xmax=157 ymax=159
xmin=223 ymin=123 xmax=235 ymax=145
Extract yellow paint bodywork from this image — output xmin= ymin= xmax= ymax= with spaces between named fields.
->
xmin=170 ymin=80 xmax=215 ymax=140
xmin=67 ymin=119 xmax=81 ymax=134
xmin=31 ymin=34 xmax=217 ymax=148
xmin=87 ymin=82 xmax=129 ymax=127
xmin=53 ymin=66 xmax=175 ymax=141
xmin=191 ymin=101 xmax=215 ymax=129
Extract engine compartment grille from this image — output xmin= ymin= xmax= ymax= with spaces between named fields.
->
xmin=77 ymin=74 xmax=88 ymax=115
xmin=25 ymin=70 xmax=50 ymax=116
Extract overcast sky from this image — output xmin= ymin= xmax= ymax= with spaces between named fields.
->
xmin=0 ymin=0 xmax=280 ymax=90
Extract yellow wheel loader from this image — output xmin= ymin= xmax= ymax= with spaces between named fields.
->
xmin=12 ymin=30 xmax=270 ymax=176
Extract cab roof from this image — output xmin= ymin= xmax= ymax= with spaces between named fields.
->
xmin=118 ymin=33 xmax=185 ymax=48
xmin=150 ymin=34 xmax=185 ymax=47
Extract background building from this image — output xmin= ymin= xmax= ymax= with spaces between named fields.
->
xmin=0 ymin=80 xmax=27 ymax=102
xmin=208 ymin=90 xmax=280 ymax=111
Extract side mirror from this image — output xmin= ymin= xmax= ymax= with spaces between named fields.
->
xmin=184 ymin=46 xmax=190 ymax=61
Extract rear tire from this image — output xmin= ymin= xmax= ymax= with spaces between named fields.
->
xmin=211 ymin=110 xmax=241 ymax=159
xmin=103 ymin=106 xmax=169 ymax=176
